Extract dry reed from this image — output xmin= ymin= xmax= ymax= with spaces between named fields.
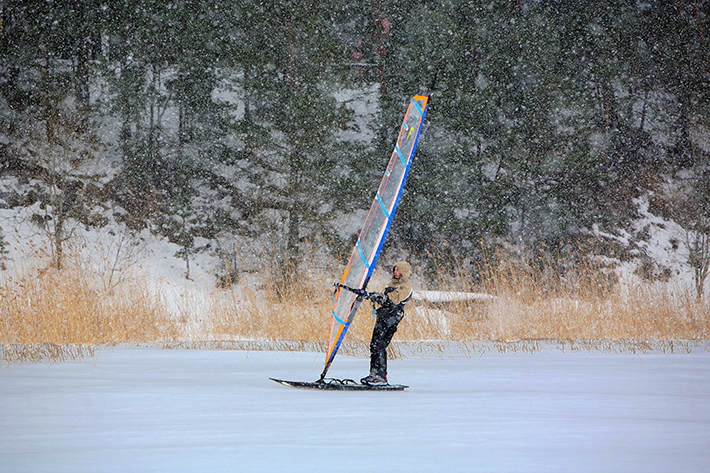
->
xmin=205 ymin=259 xmax=377 ymax=348
xmin=3 ymin=241 xmax=708 ymax=365
xmin=397 ymin=248 xmax=709 ymax=343
xmin=1 ymin=245 xmax=179 ymax=364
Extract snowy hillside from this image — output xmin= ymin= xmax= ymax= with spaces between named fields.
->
xmin=2 ymin=1 xmax=709 ymax=347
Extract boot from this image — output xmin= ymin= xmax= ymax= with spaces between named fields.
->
xmin=360 ymin=374 xmax=388 ymax=386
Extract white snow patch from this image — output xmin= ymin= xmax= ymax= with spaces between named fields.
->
xmin=413 ymin=290 xmax=497 ymax=303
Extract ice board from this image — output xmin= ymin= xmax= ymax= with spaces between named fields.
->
xmin=270 ymin=378 xmax=408 ymax=391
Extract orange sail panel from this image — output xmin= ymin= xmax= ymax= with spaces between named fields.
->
xmin=321 ymin=95 xmax=429 ymax=379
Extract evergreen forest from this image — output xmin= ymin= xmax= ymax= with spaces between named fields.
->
xmin=1 ymin=0 xmax=709 ymax=291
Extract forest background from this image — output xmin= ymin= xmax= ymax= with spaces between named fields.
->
xmin=1 ymin=0 xmax=709 ymax=356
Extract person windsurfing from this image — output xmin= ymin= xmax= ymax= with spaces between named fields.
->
xmin=360 ymin=261 xmax=413 ymax=386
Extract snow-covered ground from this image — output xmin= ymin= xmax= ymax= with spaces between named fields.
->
xmin=1 ymin=347 xmax=709 ymax=472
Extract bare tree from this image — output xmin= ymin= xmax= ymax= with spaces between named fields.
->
xmin=686 ymin=229 xmax=710 ymax=300
xmin=654 ymin=165 xmax=710 ymax=300
xmin=22 ymin=106 xmax=104 ymax=270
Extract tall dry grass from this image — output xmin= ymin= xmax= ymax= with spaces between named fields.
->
xmin=1 ymin=244 xmax=179 ymax=363
xmin=206 ymin=248 xmax=709 ymax=352
xmin=3 ymin=241 xmax=708 ymax=364
xmin=397 ymin=248 xmax=709 ymax=343
xmin=206 ymin=259 xmax=376 ymax=347
xmin=203 ymin=261 xmax=386 ymax=358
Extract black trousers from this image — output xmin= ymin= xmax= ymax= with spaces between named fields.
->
xmin=369 ymin=306 xmax=404 ymax=378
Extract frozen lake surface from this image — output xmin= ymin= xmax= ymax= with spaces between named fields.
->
xmin=1 ymin=347 xmax=709 ymax=472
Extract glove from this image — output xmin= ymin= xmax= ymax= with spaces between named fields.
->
xmin=371 ymin=293 xmax=387 ymax=305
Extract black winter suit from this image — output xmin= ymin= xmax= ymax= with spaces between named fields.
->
xmin=368 ymin=261 xmax=412 ymax=379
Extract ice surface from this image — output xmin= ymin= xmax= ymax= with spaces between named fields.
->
xmin=1 ymin=348 xmax=709 ymax=472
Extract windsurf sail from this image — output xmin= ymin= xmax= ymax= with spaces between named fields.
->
xmin=320 ymin=94 xmax=429 ymax=380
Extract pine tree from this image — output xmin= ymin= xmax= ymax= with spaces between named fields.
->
xmin=227 ymin=0 xmax=354 ymax=278
xmin=639 ymin=0 xmax=710 ymax=169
